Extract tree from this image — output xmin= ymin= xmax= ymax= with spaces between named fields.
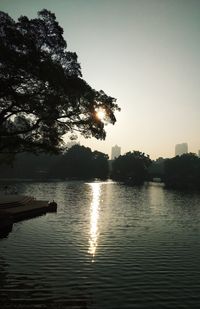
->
xmin=46 ymin=144 xmax=109 ymax=179
xmin=0 ymin=145 xmax=110 ymax=180
xmin=148 ymin=157 xmax=165 ymax=181
xmin=92 ymin=150 xmax=109 ymax=179
xmin=164 ymin=153 xmax=200 ymax=189
xmin=111 ymin=151 xmax=152 ymax=185
xmin=0 ymin=10 xmax=119 ymax=156
xmin=60 ymin=145 xmax=94 ymax=179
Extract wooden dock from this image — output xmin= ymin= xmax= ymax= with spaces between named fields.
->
xmin=0 ymin=195 xmax=57 ymax=237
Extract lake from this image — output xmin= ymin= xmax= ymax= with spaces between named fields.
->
xmin=1 ymin=180 xmax=200 ymax=308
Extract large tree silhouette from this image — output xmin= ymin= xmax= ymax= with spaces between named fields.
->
xmin=0 ymin=10 xmax=119 ymax=156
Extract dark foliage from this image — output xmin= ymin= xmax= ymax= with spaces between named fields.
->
xmin=49 ymin=145 xmax=109 ymax=179
xmin=148 ymin=157 xmax=165 ymax=181
xmin=0 ymin=145 xmax=109 ymax=180
xmin=111 ymin=151 xmax=152 ymax=185
xmin=0 ymin=10 xmax=119 ymax=157
xmin=164 ymin=153 xmax=200 ymax=189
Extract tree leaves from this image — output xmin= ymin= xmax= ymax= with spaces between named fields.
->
xmin=0 ymin=9 xmax=119 ymax=156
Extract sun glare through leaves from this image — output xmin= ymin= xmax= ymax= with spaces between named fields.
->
xmin=96 ymin=108 xmax=106 ymax=122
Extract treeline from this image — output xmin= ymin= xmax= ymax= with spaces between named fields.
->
xmin=112 ymin=152 xmax=200 ymax=189
xmin=1 ymin=146 xmax=200 ymax=190
xmin=0 ymin=145 xmax=109 ymax=180
xmin=164 ymin=154 xmax=200 ymax=189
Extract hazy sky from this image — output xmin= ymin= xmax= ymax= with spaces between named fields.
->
xmin=1 ymin=0 xmax=200 ymax=159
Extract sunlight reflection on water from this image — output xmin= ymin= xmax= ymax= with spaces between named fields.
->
xmin=88 ymin=182 xmax=101 ymax=261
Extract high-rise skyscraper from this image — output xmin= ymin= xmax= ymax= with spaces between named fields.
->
xmin=175 ymin=143 xmax=188 ymax=156
xmin=111 ymin=145 xmax=121 ymax=160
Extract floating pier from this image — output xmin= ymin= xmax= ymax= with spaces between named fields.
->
xmin=0 ymin=195 xmax=57 ymax=237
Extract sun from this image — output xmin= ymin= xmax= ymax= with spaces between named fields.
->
xmin=96 ymin=108 xmax=106 ymax=121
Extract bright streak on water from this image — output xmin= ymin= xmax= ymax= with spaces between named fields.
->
xmin=88 ymin=183 xmax=101 ymax=261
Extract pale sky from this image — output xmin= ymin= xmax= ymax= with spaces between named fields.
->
xmin=1 ymin=0 xmax=200 ymax=159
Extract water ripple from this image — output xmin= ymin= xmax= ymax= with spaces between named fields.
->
xmin=1 ymin=181 xmax=200 ymax=308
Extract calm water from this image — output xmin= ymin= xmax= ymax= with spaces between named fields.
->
xmin=1 ymin=181 xmax=200 ymax=308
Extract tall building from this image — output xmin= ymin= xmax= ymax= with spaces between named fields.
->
xmin=111 ymin=145 xmax=121 ymax=160
xmin=198 ymin=150 xmax=200 ymax=158
xmin=175 ymin=143 xmax=188 ymax=156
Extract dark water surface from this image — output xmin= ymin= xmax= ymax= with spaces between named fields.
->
xmin=1 ymin=181 xmax=200 ymax=308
